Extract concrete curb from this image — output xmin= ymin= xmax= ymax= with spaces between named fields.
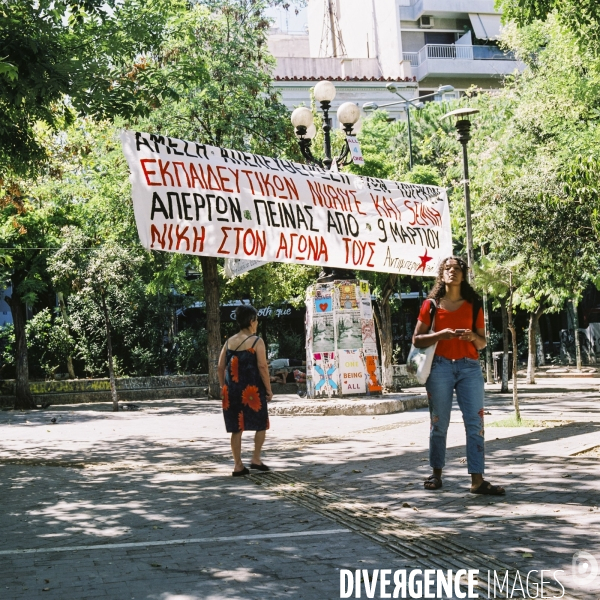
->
xmin=268 ymin=394 xmax=429 ymax=416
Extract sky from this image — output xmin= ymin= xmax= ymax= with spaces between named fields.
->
xmin=264 ymin=4 xmax=308 ymax=34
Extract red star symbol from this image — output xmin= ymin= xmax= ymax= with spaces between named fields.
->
xmin=417 ymin=249 xmax=433 ymax=273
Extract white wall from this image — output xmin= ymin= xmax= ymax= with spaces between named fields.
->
xmin=307 ymin=0 xmax=405 ymax=78
xmin=373 ymin=0 xmax=403 ymax=78
xmin=336 ymin=0 xmax=374 ymax=59
xmin=268 ymin=34 xmax=310 ymax=58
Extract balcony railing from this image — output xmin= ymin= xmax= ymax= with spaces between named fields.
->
xmin=403 ymin=44 xmax=516 ymax=66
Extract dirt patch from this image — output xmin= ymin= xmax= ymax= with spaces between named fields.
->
xmin=572 ymin=445 xmax=600 ymax=458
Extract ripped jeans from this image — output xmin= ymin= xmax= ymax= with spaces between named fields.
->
xmin=425 ymin=356 xmax=485 ymax=474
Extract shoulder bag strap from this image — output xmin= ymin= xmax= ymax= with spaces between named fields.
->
xmin=428 ymin=299 xmax=437 ymax=332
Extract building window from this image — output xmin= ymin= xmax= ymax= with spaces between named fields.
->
xmin=424 ymin=32 xmax=456 ymax=45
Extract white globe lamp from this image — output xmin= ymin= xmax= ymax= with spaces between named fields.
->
xmin=290 ymin=107 xmax=314 ymax=129
xmin=314 ymin=81 xmax=336 ymax=104
xmin=337 ymin=102 xmax=361 ymax=129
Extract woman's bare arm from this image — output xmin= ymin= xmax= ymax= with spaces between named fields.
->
xmin=217 ymin=343 xmax=228 ymax=388
xmin=255 ymin=339 xmax=273 ymax=401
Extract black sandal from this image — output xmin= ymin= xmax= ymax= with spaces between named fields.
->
xmin=424 ymin=475 xmax=443 ymax=490
xmin=471 ymin=481 xmax=505 ymax=495
xmin=250 ymin=463 xmax=270 ymax=472
xmin=232 ymin=467 xmax=249 ymax=477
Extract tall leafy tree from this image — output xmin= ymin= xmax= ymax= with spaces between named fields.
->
xmin=470 ymin=17 xmax=600 ymax=374
xmin=0 ymin=0 xmax=207 ymax=407
xmin=0 ymin=0 xmax=202 ymax=177
xmin=49 ymin=230 xmax=144 ymax=411
xmin=0 ymin=181 xmax=72 ymax=408
xmin=498 ymin=0 xmax=600 ymax=56
xmin=140 ymin=0 xmax=299 ymax=397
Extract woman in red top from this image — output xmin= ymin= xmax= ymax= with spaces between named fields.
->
xmin=413 ymin=256 xmax=505 ymax=495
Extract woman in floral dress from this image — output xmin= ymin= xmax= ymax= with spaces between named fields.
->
xmin=218 ymin=305 xmax=273 ymax=476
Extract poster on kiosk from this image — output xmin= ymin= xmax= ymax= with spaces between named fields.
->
xmin=121 ymin=130 xmax=453 ymax=397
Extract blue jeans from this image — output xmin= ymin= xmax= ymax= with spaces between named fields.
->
xmin=425 ymin=356 xmax=485 ymax=474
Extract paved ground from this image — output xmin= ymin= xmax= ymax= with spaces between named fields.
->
xmin=0 ymin=378 xmax=599 ymax=600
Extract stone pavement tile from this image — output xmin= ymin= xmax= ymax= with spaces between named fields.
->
xmin=1 ymin=384 xmax=599 ymax=598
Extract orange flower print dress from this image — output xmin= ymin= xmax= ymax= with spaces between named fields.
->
xmin=223 ymin=335 xmax=269 ymax=433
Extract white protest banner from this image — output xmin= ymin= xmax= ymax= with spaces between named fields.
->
xmin=120 ymin=130 xmax=452 ymax=276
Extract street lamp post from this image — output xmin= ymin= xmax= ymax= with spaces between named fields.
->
xmin=290 ymin=81 xmax=361 ymax=281
xmin=362 ymin=84 xmax=454 ymax=170
xmin=290 ymin=80 xmax=361 ymax=171
xmin=441 ymin=107 xmax=480 ymax=278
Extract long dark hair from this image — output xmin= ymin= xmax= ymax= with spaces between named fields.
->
xmin=428 ymin=256 xmax=480 ymax=304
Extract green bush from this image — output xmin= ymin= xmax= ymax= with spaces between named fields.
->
xmin=276 ymin=326 xmax=305 ymax=360
xmin=173 ymin=328 xmax=208 ymax=374
xmin=26 ymin=308 xmax=74 ymax=379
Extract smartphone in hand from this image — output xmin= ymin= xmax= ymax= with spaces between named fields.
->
xmin=455 ymin=329 xmax=466 ymax=335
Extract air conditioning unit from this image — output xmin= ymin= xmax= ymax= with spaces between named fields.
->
xmin=419 ymin=16 xmax=434 ymax=29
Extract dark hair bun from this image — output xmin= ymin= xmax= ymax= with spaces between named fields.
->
xmin=235 ymin=304 xmax=258 ymax=330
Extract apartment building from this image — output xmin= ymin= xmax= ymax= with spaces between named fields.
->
xmin=268 ymin=0 xmax=523 ymax=125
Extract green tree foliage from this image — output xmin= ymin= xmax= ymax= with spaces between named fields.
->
xmin=0 ymin=0 xmax=203 ymax=177
xmin=138 ymin=0 xmax=301 ymax=397
xmin=0 ymin=153 xmax=74 ymax=407
xmin=497 ymin=0 xmax=600 ymax=55
xmin=25 ymin=308 xmax=74 ymax=379
xmin=49 ymin=229 xmax=145 ymax=411
xmin=464 ymin=16 xmax=600 ymax=375
xmin=471 ymin=17 xmax=600 ymax=291
xmin=142 ymin=1 xmax=298 ymax=157
xmin=349 ymin=103 xmax=459 ymax=183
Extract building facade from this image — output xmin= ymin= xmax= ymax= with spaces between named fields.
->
xmin=268 ymin=0 xmax=523 ymax=125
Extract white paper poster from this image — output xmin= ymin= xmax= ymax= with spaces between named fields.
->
xmin=339 ymin=350 xmax=366 ymax=394
xmin=346 ymin=135 xmax=365 ymax=167
xmin=305 ymin=279 xmax=380 ymax=397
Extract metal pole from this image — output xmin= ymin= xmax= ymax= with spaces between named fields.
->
xmin=481 ymin=246 xmax=494 ymax=384
xmin=455 ymin=119 xmax=474 ymax=279
xmin=327 ymin=0 xmax=338 ymax=58
xmin=321 ymin=103 xmax=333 ymax=170
xmin=406 ymin=104 xmax=413 ymax=171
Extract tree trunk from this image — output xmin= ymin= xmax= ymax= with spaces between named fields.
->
xmin=500 ymin=298 xmax=509 ymax=393
xmin=200 ymin=256 xmax=221 ymax=399
xmin=527 ymin=304 xmax=545 ymax=384
xmin=507 ymin=278 xmax=520 ymax=421
xmin=527 ymin=312 xmax=536 ymax=384
xmin=534 ymin=315 xmax=545 ymax=367
xmin=57 ymin=292 xmax=76 ymax=379
xmin=571 ymin=299 xmax=582 ymax=370
xmin=373 ymin=299 xmax=394 ymax=390
xmin=545 ymin=313 xmax=554 ymax=359
xmin=483 ymin=293 xmax=493 ymax=384
xmin=7 ymin=292 xmax=35 ymax=409
xmin=101 ymin=296 xmax=118 ymax=412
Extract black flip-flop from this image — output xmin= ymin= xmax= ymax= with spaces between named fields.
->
xmin=250 ymin=463 xmax=270 ymax=472
xmin=424 ymin=475 xmax=442 ymax=490
xmin=471 ymin=481 xmax=505 ymax=495
xmin=232 ymin=467 xmax=249 ymax=477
